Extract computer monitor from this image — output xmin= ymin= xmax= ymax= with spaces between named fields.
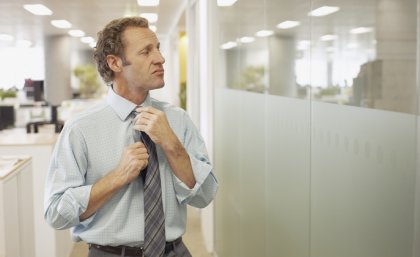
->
xmin=0 ymin=106 xmax=15 ymax=130
xmin=33 ymin=80 xmax=44 ymax=101
xmin=24 ymin=79 xmax=44 ymax=102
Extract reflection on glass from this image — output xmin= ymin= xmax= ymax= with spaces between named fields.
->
xmin=215 ymin=1 xmax=419 ymax=257
xmin=218 ymin=0 xmax=417 ymax=114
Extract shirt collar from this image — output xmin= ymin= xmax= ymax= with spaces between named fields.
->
xmin=106 ymin=86 xmax=152 ymax=121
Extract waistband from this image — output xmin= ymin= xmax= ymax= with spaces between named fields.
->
xmin=89 ymin=237 xmax=182 ymax=257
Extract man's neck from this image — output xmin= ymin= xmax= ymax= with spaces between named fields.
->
xmin=112 ymin=83 xmax=148 ymax=105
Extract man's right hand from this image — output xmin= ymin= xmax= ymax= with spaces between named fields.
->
xmin=80 ymin=142 xmax=149 ymax=221
xmin=115 ymin=142 xmax=149 ymax=185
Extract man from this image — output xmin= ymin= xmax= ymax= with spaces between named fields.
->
xmin=44 ymin=17 xmax=218 ymax=257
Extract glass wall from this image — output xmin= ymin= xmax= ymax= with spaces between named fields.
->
xmin=213 ymin=0 xmax=420 ymax=256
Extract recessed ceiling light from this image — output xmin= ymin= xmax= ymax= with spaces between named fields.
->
xmin=350 ymin=27 xmax=373 ymax=34
xmin=51 ymin=20 xmax=72 ymax=29
xmin=140 ymin=13 xmax=158 ymax=23
xmin=217 ymin=0 xmax=238 ymax=6
xmin=239 ymin=36 xmax=255 ymax=43
xmin=80 ymin=37 xmax=94 ymax=44
xmin=137 ymin=0 xmax=159 ymax=6
xmin=0 ymin=34 xmax=14 ymax=41
xmin=277 ymin=20 xmax=301 ymax=29
xmin=255 ymin=30 xmax=274 ymax=37
xmin=220 ymin=41 xmax=238 ymax=49
xmin=308 ymin=6 xmax=340 ymax=17
xmin=320 ymin=34 xmax=338 ymax=41
xmin=68 ymin=30 xmax=85 ymax=37
xmin=23 ymin=4 xmax=52 ymax=15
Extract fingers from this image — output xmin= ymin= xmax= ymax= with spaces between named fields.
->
xmin=132 ymin=141 xmax=147 ymax=149
xmin=133 ymin=107 xmax=171 ymax=146
xmin=133 ymin=110 xmax=158 ymax=134
xmin=133 ymin=107 xmax=157 ymax=130
xmin=127 ymin=142 xmax=147 ymax=150
xmin=117 ymin=143 xmax=150 ymax=184
xmin=136 ymin=106 xmax=158 ymax=114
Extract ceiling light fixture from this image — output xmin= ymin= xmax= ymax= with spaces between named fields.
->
xmin=137 ymin=0 xmax=159 ymax=6
xmin=68 ymin=30 xmax=85 ymax=37
xmin=308 ymin=6 xmax=339 ymax=17
xmin=350 ymin=27 xmax=373 ymax=34
xmin=51 ymin=20 xmax=72 ymax=29
xmin=255 ymin=30 xmax=274 ymax=37
xmin=220 ymin=41 xmax=238 ymax=50
xmin=23 ymin=4 xmax=52 ymax=15
xmin=140 ymin=13 xmax=158 ymax=23
xmin=80 ymin=37 xmax=94 ymax=44
xmin=239 ymin=36 xmax=255 ymax=43
xmin=277 ymin=20 xmax=301 ymax=29
xmin=217 ymin=0 xmax=238 ymax=6
xmin=320 ymin=34 xmax=338 ymax=41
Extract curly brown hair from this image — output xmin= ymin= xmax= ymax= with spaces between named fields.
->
xmin=94 ymin=17 xmax=149 ymax=83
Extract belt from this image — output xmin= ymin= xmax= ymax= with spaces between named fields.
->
xmin=89 ymin=237 xmax=182 ymax=257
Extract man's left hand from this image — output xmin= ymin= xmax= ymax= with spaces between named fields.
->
xmin=134 ymin=106 xmax=177 ymax=148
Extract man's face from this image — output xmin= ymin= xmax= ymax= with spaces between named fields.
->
xmin=120 ymin=26 xmax=165 ymax=91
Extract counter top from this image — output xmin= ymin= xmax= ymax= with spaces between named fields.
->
xmin=0 ymin=155 xmax=31 ymax=180
xmin=0 ymin=128 xmax=58 ymax=146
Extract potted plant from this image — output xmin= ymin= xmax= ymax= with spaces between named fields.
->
xmin=73 ymin=64 xmax=101 ymax=98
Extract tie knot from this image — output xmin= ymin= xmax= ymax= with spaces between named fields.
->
xmin=131 ymin=105 xmax=141 ymax=118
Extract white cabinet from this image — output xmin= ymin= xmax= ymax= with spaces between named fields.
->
xmin=0 ymin=129 xmax=73 ymax=257
xmin=0 ymin=157 xmax=34 ymax=257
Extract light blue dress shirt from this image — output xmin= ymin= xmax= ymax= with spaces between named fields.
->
xmin=44 ymin=88 xmax=218 ymax=247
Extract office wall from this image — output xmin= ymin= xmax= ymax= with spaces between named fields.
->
xmin=213 ymin=0 xmax=420 ymax=256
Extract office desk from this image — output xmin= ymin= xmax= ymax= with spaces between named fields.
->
xmin=0 ymin=129 xmax=73 ymax=257
xmin=0 ymin=156 xmax=34 ymax=257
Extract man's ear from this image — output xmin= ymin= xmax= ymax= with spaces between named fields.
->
xmin=106 ymin=55 xmax=123 ymax=73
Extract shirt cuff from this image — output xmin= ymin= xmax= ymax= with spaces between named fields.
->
xmin=172 ymin=156 xmax=214 ymax=205
xmin=57 ymin=185 xmax=95 ymax=227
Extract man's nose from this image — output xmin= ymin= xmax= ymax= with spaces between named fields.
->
xmin=154 ymin=51 xmax=165 ymax=64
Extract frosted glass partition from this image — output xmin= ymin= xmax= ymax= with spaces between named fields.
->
xmin=214 ymin=89 xmax=418 ymax=256
xmin=213 ymin=0 xmax=420 ymax=256
xmin=214 ymin=89 xmax=268 ymax=256
xmin=311 ymin=102 xmax=417 ymax=257
xmin=265 ymin=94 xmax=311 ymax=257
xmin=215 ymin=88 xmax=311 ymax=257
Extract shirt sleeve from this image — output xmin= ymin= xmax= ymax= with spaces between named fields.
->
xmin=44 ymin=124 xmax=96 ymax=230
xmin=172 ymin=112 xmax=218 ymax=208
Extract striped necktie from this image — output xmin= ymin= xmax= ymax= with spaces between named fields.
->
xmin=132 ymin=111 xmax=166 ymax=257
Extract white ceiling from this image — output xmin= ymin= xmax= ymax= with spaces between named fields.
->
xmin=0 ymin=0 xmax=186 ymax=49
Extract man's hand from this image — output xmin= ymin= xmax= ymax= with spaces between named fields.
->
xmin=134 ymin=106 xmax=196 ymax=188
xmin=115 ymin=142 xmax=149 ymax=185
xmin=80 ymin=142 xmax=149 ymax=221
xmin=133 ymin=106 xmax=177 ymax=149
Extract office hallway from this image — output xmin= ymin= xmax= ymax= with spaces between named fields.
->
xmin=70 ymin=207 xmax=212 ymax=257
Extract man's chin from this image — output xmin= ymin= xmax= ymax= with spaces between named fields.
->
xmin=151 ymin=82 xmax=165 ymax=90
